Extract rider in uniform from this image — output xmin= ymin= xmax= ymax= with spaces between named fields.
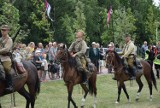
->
xmin=68 ymin=30 xmax=91 ymax=84
xmin=120 ymin=34 xmax=136 ymax=80
xmin=0 ymin=25 xmax=13 ymax=91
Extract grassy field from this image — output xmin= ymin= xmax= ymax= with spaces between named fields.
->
xmin=1 ymin=74 xmax=160 ymax=108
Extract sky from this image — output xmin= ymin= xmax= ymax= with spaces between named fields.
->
xmin=153 ymin=0 xmax=160 ymax=6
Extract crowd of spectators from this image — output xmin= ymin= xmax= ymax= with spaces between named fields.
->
xmin=13 ymin=42 xmax=60 ymax=82
xmin=12 ymin=40 xmax=160 ymax=81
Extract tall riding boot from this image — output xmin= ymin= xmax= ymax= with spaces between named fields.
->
xmin=5 ymin=74 xmax=13 ymax=92
xmin=82 ymin=69 xmax=91 ymax=84
xmin=130 ymin=66 xmax=136 ymax=80
xmin=84 ymin=69 xmax=92 ymax=79
xmin=75 ymin=57 xmax=87 ymax=84
xmin=122 ymin=57 xmax=129 ymax=74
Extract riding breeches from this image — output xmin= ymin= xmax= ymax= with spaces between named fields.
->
xmin=2 ymin=61 xmax=12 ymax=74
xmin=127 ymin=57 xmax=134 ymax=68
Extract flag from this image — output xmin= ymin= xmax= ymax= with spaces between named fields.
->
xmin=45 ymin=0 xmax=54 ymax=22
xmin=107 ymin=6 xmax=112 ymax=26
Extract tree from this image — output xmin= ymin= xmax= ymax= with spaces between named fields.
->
xmin=14 ymin=0 xmax=52 ymax=44
xmin=0 ymin=2 xmax=20 ymax=37
xmin=113 ymin=7 xmax=136 ymax=47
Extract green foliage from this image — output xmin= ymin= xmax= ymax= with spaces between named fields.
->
xmin=0 ymin=0 xmax=160 ymax=45
xmin=113 ymin=8 xmax=136 ymax=46
xmin=61 ymin=14 xmax=75 ymax=44
xmin=0 ymin=2 xmax=20 ymax=37
xmin=73 ymin=1 xmax=86 ymax=32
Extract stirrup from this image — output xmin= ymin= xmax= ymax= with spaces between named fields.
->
xmin=129 ymin=76 xmax=136 ymax=80
xmin=112 ymin=77 xmax=116 ymax=80
xmin=5 ymin=86 xmax=14 ymax=92
xmin=82 ymin=80 xmax=88 ymax=85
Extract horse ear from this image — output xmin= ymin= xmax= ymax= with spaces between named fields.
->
xmin=62 ymin=44 xmax=67 ymax=49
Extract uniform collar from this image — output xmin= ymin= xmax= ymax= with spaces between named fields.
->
xmin=126 ymin=40 xmax=132 ymax=45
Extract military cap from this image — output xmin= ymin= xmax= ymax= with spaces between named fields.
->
xmin=125 ymin=34 xmax=131 ymax=37
xmin=0 ymin=25 xmax=10 ymax=30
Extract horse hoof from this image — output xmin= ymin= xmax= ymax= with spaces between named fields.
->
xmin=81 ymin=105 xmax=84 ymax=108
xmin=93 ymin=104 xmax=96 ymax=108
xmin=135 ymin=98 xmax=139 ymax=102
xmin=115 ymin=101 xmax=119 ymax=104
xmin=128 ymin=99 xmax=131 ymax=103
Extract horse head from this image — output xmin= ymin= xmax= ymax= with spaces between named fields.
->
xmin=56 ymin=43 xmax=68 ymax=62
xmin=105 ymin=50 xmax=115 ymax=67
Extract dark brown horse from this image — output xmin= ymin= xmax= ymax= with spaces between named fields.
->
xmin=0 ymin=60 xmax=40 ymax=108
xmin=55 ymin=43 xmax=97 ymax=108
xmin=105 ymin=51 xmax=157 ymax=103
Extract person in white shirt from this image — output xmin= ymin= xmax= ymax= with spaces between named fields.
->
xmin=41 ymin=53 xmax=48 ymax=82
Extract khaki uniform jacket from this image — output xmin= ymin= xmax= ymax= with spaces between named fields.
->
xmin=68 ymin=40 xmax=87 ymax=57
xmin=122 ymin=40 xmax=135 ymax=58
xmin=0 ymin=35 xmax=13 ymax=62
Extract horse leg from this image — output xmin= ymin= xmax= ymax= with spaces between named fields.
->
xmin=28 ymin=85 xmax=36 ymax=108
xmin=122 ymin=83 xmax=130 ymax=102
xmin=18 ymin=87 xmax=31 ymax=108
xmin=67 ymin=84 xmax=77 ymax=108
xmin=116 ymin=82 xmax=122 ymax=103
xmin=80 ymin=84 xmax=89 ymax=107
xmin=91 ymin=75 xmax=97 ymax=108
xmin=147 ymin=80 xmax=153 ymax=101
xmin=156 ymin=69 xmax=159 ymax=79
xmin=135 ymin=77 xmax=143 ymax=101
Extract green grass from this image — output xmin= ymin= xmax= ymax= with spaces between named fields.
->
xmin=1 ymin=74 xmax=160 ymax=108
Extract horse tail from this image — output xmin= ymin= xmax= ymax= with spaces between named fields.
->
xmin=151 ymin=69 xmax=158 ymax=91
xmin=35 ymin=73 xmax=40 ymax=97
xmin=88 ymin=79 xmax=94 ymax=95
xmin=88 ymin=68 xmax=97 ymax=96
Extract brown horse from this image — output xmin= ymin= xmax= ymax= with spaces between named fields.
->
xmin=105 ymin=50 xmax=157 ymax=103
xmin=55 ymin=43 xmax=97 ymax=108
xmin=0 ymin=60 xmax=40 ymax=108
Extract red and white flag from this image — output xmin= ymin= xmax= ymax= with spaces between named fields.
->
xmin=107 ymin=6 xmax=112 ymax=26
xmin=45 ymin=0 xmax=54 ymax=22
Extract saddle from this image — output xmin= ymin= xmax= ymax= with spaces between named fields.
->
xmin=81 ymin=57 xmax=94 ymax=73
xmin=134 ymin=59 xmax=142 ymax=69
xmin=0 ymin=61 xmax=26 ymax=81
xmin=13 ymin=60 xmax=26 ymax=74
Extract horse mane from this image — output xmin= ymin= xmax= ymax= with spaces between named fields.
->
xmin=113 ymin=51 xmax=123 ymax=65
xmin=67 ymin=51 xmax=77 ymax=68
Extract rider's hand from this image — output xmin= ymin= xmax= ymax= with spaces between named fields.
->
xmin=70 ymin=52 xmax=74 ymax=56
xmin=72 ymin=54 xmax=76 ymax=57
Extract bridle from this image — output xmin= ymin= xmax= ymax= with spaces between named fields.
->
xmin=106 ymin=51 xmax=124 ymax=72
xmin=56 ymin=47 xmax=68 ymax=63
xmin=106 ymin=51 xmax=114 ymax=66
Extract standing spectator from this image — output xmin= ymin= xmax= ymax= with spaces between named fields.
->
xmin=33 ymin=49 xmax=42 ymax=80
xmin=37 ymin=42 xmax=44 ymax=60
xmin=24 ymin=47 xmax=32 ymax=60
xmin=28 ymin=42 xmax=35 ymax=53
xmin=41 ymin=53 xmax=48 ymax=82
xmin=44 ymin=44 xmax=49 ymax=61
xmin=52 ymin=42 xmax=58 ymax=62
xmin=48 ymin=42 xmax=54 ymax=63
xmin=141 ymin=41 xmax=148 ymax=59
xmin=89 ymin=42 xmax=100 ymax=73
xmin=107 ymin=42 xmax=115 ymax=73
